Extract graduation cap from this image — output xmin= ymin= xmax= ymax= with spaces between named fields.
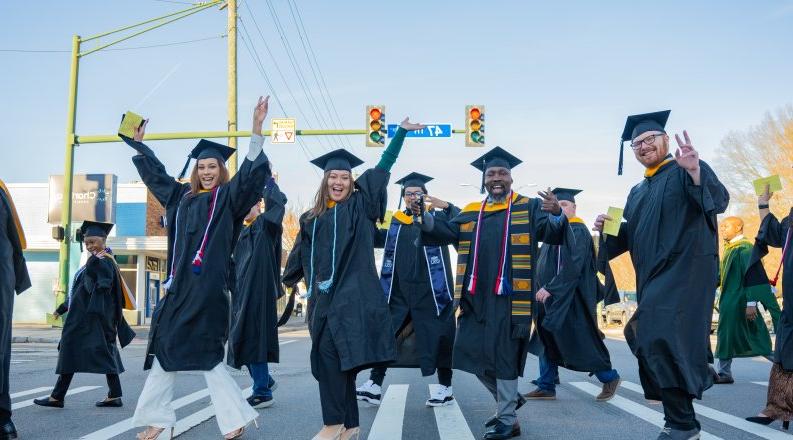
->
xmin=310 ymin=148 xmax=364 ymax=172
xmin=618 ymin=110 xmax=671 ymax=176
xmin=470 ymin=146 xmax=523 ymax=194
xmin=552 ymin=188 xmax=582 ymax=203
xmin=178 ymin=139 xmax=237 ymax=179
xmin=76 ymin=220 xmax=114 ymax=251
xmin=394 ymin=172 xmax=433 ymax=209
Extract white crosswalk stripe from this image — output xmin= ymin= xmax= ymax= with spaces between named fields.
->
xmin=620 ymin=380 xmax=790 ymax=440
xmin=429 ymin=384 xmax=475 ymax=440
xmin=12 ymin=386 xmax=102 ymax=410
xmin=753 ymin=381 xmax=769 ymax=386
xmin=367 ymin=384 xmax=409 ymax=440
xmin=9 ymin=386 xmax=53 ymax=399
xmin=569 ymin=382 xmax=725 ymax=440
xmin=173 ymin=387 xmax=253 ymax=437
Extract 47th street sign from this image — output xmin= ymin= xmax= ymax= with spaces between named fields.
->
xmin=387 ymin=124 xmax=451 ymax=138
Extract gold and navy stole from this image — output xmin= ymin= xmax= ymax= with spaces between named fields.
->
xmin=455 ymin=193 xmax=533 ymax=323
xmin=380 ymin=210 xmax=452 ymax=315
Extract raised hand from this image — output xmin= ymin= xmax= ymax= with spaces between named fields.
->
xmin=400 ymin=117 xmax=426 ymax=132
xmin=538 ymin=187 xmax=561 ymax=215
xmin=133 ymin=119 xmax=148 ymax=142
xmin=593 ymin=214 xmax=613 ymax=233
xmin=674 ymin=130 xmax=700 ymax=172
xmin=252 ymin=95 xmax=270 ymax=135
xmin=759 ymin=183 xmax=773 ymax=205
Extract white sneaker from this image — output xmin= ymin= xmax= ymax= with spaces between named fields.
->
xmin=426 ymin=385 xmax=455 ymax=407
xmin=356 ymin=380 xmax=382 ymax=405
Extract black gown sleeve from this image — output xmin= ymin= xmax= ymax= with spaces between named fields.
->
xmin=354 ymin=168 xmax=391 ymax=222
xmin=682 ymin=161 xmax=730 ymax=229
xmin=123 ymin=137 xmax=187 ymax=208
xmin=532 ymin=198 xmax=567 ymax=245
xmin=542 ymin=225 xmax=586 ymax=296
xmin=226 ymin=152 xmax=272 ymax=220
xmin=419 ymin=215 xmax=460 ymax=248
xmin=86 ymin=257 xmax=115 ymax=316
xmin=261 ymin=181 xmax=287 ymax=235
xmin=282 ymin=221 xmax=306 ymax=288
xmin=55 ymin=302 xmax=68 ymax=315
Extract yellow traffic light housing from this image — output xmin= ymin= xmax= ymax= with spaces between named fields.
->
xmin=366 ymin=105 xmax=386 ymax=147
xmin=465 ymin=105 xmax=485 ymax=147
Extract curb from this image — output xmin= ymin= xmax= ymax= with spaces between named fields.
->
xmin=12 ymin=336 xmax=59 ymax=344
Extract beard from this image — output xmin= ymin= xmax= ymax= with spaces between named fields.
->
xmin=487 ymin=190 xmax=509 ymax=203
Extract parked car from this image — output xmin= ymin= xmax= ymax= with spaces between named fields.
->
xmin=601 ymin=291 xmax=637 ymax=326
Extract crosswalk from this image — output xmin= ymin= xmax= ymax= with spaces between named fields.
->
xmin=6 ymin=375 xmax=787 ymax=439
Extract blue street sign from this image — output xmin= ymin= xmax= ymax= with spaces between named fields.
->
xmin=387 ymin=124 xmax=452 ymax=138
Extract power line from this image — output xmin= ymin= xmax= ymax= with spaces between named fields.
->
xmin=286 ymin=0 xmax=353 ymax=151
xmin=0 ymin=35 xmax=226 ymax=54
xmin=261 ymin=0 xmax=348 ymax=150
xmin=238 ymin=23 xmax=320 ymax=177
xmin=240 ymin=3 xmax=336 ymax=152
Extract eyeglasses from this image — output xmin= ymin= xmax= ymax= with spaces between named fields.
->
xmin=404 ymin=191 xmax=424 ymax=198
xmin=630 ymin=133 xmax=663 ymax=150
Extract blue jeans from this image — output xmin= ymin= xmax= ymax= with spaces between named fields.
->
xmin=536 ymin=352 xmax=619 ymax=392
xmin=247 ymin=362 xmax=272 ymax=398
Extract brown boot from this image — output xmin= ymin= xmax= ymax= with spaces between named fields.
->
xmin=523 ymin=388 xmax=556 ymax=400
xmin=596 ymin=378 xmax=621 ymax=401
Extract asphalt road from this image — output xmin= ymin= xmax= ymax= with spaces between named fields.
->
xmin=5 ymin=327 xmax=789 ymax=439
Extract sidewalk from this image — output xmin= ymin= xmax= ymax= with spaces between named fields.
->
xmin=11 ymin=318 xmax=308 ymax=344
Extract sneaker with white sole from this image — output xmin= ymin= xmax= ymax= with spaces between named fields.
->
xmin=246 ymin=395 xmax=274 ymax=409
xmin=356 ymin=380 xmax=382 ymax=405
xmin=426 ymin=385 xmax=455 ymax=407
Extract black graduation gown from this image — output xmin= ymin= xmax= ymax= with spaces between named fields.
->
xmin=55 ymin=255 xmax=133 ymax=374
xmin=124 ymin=138 xmax=270 ymax=371
xmin=374 ymin=207 xmax=459 ymax=376
xmin=749 ymin=211 xmax=793 ymax=370
xmin=528 ymin=221 xmax=613 ymax=372
xmin=283 ymin=168 xmax=396 ymax=377
xmin=421 ymin=197 xmax=567 ymax=380
xmin=0 ymin=189 xmax=31 ymax=397
xmin=602 ymin=160 xmax=728 ymax=399
xmin=227 ymin=182 xmax=287 ymax=369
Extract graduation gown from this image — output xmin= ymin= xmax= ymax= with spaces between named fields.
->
xmin=55 ymin=255 xmax=134 ymax=374
xmin=0 ymin=187 xmax=31 ymax=397
xmin=227 ymin=182 xmax=287 ymax=369
xmin=421 ymin=196 xmax=567 ymax=380
xmin=714 ymin=239 xmax=772 ymax=359
xmin=601 ymin=160 xmax=729 ymax=399
xmin=124 ymin=138 xmax=270 ymax=371
xmin=374 ymin=207 xmax=459 ymax=375
xmin=529 ymin=220 xmax=614 ymax=372
xmin=748 ymin=211 xmax=793 ymax=370
xmin=283 ymin=168 xmax=396 ymax=377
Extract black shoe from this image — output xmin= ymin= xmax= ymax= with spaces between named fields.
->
xmin=247 ymin=395 xmax=274 ymax=409
xmin=0 ymin=420 xmax=17 ymax=440
xmin=486 ymin=395 xmax=527 ymax=427
xmin=713 ymin=373 xmax=734 ymax=384
xmin=656 ymin=427 xmax=700 ymax=439
xmin=483 ymin=421 xmax=520 ymax=439
xmin=33 ymin=397 xmax=64 ymax=408
xmin=95 ymin=397 xmax=123 ymax=407
xmin=745 ymin=416 xmax=774 ymax=425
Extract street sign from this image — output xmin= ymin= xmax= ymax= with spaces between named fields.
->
xmin=387 ymin=124 xmax=451 ymax=138
xmin=271 ymin=118 xmax=296 ymax=144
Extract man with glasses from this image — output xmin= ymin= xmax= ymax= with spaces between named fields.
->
xmin=594 ymin=110 xmax=729 ymax=440
xmin=356 ymin=172 xmax=460 ymax=407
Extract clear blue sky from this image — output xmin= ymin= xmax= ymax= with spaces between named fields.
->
xmin=2 ymin=0 xmax=792 ymax=224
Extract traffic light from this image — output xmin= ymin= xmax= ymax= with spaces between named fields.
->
xmin=366 ymin=105 xmax=386 ymax=147
xmin=465 ymin=105 xmax=485 ymax=147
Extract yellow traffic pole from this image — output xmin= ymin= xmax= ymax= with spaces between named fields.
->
xmin=56 ymin=35 xmax=81 ymax=322
xmin=227 ymin=0 xmax=238 ymax=174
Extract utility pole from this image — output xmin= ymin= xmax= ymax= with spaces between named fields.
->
xmin=227 ymin=0 xmax=238 ymax=174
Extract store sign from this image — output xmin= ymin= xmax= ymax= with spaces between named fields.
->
xmin=48 ymin=174 xmax=117 ymax=224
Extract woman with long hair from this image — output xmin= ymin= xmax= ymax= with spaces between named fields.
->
xmin=120 ymin=96 xmax=272 ymax=440
xmin=283 ymin=118 xmax=425 ymax=440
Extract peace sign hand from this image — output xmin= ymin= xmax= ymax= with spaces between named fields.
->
xmin=674 ymin=130 xmax=700 ymax=172
xmin=538 ymin=187 xmax=562 ymax=215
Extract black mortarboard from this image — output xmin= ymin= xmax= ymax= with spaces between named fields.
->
xmin=552 ymin=187 xmax=582 ymax=203
xmin=79 ymin=220 xmax=114 ymax=239
xmin=394 ymin=172 xmax=433 ymax=209
xmin=618 ymin=110 xmax=671 ymax=176
xmin=470 ymin=146 xmax=523 ymax=194
xmin=310 ymin=148 xmax=364 ymax=172
xmin=178 ymin=139 xmax=237 ymax=179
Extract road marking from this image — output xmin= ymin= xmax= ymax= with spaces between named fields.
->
xmin=80 ymin=388 xmax=211 ymax=439
xmin=569 ymin=382 xmax=724 ymax=440
xmin=10 ymin=360 xmax=33 ymax=364
xmin=367 ymin=384 xmax=409 ymax=440
xmin=429 ymin=384 xmax=474 ymax=440
xmin=173 ymin=386 xmax=253 ymax=437
xmin=753 ymin=381 xmax=769 ymax=386
xmin=620 ymin=381 xmax=789 ymax=439
xmin=12 ymin=386 xmax=102 ymax=410
xmin=279 ymin=340 xmax=296 ymax=346
xmin=10 ymin=387 xmax=53 ymax=399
